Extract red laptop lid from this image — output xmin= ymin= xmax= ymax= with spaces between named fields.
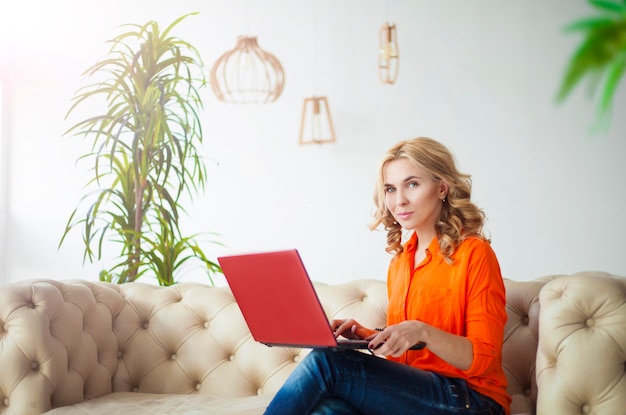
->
xmin=218 ymin=249 xmax=337 ymax=348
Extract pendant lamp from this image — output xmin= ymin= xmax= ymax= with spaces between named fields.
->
xmin=210 ymin=36 xmax=285 ymax=104
xmin=378 ymin=23 xmax=399 ymax=84
xmin=299 ymin=96 xmax=336 ymax=145
xmin=298 ymin=2 xmax=336 ymax=145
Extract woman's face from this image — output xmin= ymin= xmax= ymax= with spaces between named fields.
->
xmin=383 ymin=158 xmax=446 ymax=232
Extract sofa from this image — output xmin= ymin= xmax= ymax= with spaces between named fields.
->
xmin=0 ymin=271 xmax=624 ymax=415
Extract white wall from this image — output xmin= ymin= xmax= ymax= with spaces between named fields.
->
xmin=0 ymin=80 xmax=6 ymax=281
xmin=0 ymin=0 xmax=624 ymax=286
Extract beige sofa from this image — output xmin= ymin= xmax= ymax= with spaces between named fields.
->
xmin=0 ymin=271 xmax=624 ymax=415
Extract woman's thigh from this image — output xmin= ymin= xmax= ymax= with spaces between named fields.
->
xmin=308 ymin=349 xmax=501 ymax=415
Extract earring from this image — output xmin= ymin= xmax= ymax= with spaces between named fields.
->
xmin=442 ymin=197 xmax=446 ymax=203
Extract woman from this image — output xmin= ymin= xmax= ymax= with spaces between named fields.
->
xmin=264 ymin=137 xmax=511 ymax=415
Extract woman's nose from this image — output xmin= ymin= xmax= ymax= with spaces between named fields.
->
xmin=396 ymin=189 xmax=408 ymax=205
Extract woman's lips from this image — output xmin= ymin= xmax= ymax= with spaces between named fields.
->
xmin=396 ymin=212 xmax=412 ymax=220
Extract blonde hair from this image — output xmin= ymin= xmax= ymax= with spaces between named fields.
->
xmin=369 ymin=137 xmax=487 ymax=262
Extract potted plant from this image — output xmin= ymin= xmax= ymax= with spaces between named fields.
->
xmin=557 ymin=0 xmax=626 ymax=131
xmin=59 ymin=13 xmax=221 ymax=286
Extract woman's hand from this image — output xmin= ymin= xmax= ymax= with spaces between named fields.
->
xmin=330 ymin=319 xmax=377 ymax=340
xmin=369 ymin=321 xmax=473 ymax=370
xmin=368 ymin=321 xmax=424 ymax=356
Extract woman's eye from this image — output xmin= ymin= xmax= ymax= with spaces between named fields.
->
xmin=385 ymin=187 xmax=395 ymax=193
xmin=408 ymin=182 xmax=418 ymax=188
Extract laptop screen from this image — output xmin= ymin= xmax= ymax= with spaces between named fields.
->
xmin=218 ymin=249 xmax=338 ymax=348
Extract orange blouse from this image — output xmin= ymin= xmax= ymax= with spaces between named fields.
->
xmin=386 ymin=232 xmax=511 ymax=414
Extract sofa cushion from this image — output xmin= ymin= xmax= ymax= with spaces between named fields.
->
xmin=43 ymin=392 xmax=274 ymax=415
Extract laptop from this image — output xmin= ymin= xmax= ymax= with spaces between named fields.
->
xmin=218 ymin=249 xmax=426 ymax=351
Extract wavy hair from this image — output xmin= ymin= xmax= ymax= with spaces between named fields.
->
xmin=369 ymin=137 xmax=488 ymax=262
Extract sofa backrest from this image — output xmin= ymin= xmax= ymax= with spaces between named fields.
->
xmin=111 ymin=279 xmax=389 ymax=397
xmin=112 ymin=281 xmax=296 ymax=396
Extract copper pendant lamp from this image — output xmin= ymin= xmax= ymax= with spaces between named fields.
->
xmin=210 ymin=36 xmax=285 ymax=104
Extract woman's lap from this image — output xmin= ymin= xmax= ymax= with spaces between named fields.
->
xmin=264 ymin=348 xmax=503 ymax=415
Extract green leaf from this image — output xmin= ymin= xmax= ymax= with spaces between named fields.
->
xmin=599 ymin=54 xmax=626 ymax=112
xmin=589 ymin=0 xmax=626 ymax=13
xmin=556 ymin=36 xmax=604 ymax=102
xmin=564 ymin=17 xmax=616 ymax=32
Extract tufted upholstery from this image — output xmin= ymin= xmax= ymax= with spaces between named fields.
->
xmin=0 ymin=280 xmax=124 ymax=413
xmin=502 ymin=278 xmax=546 ymax=414
xmin=0 ymin=272 xmax=624 ymax=415
xmin=537 ymin=272 xmax=626 ymax=415
xmin=0 ymin=279 xmax=386 ymax=415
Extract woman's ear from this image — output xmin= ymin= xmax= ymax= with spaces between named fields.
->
xmin=439 ymin=182 xmax=449 ymax=200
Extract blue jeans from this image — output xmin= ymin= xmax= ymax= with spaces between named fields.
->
xmin=264 ymin=349 xmax=504 ymax=415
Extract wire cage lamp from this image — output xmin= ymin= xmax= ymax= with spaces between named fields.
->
xmin=210 ymin=36 xmax=285 ymax=104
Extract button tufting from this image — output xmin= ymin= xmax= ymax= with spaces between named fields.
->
xmin=27 ymin=301 xmax=35 ymax=309
xmin=170 ymin=354 xmax=177 ymax=361
xmin=3 ymin=398 xmax=8 ymax=407
xmin=229 ymin=355 xmax=235 ymax=361
xmin=195 ymin=383 xmax=201 ymax=391
xmin=257 ymin=388 xmax=263 ymax=395
xmin=293 ymin=355 xmax=301 ymax=362
xmin=203 ymin=321 xmax=210 ymax=329
xmin=117 ymin=350 xmax=123 ymax=359
xmin=132 ymin=387 xmax=139 ymax=392
xmin=522 ymin=316 xmax=529 ymax=325
xmin=31 ymin=361 xmax=39 ymax=371
xmin=548 ymin=355 xmax=558 ymax=367
xmin=581 ymin=404 xmax=591 ymax=414
xmin=524 ymin=388 xmax=531 ymax=397
xmin=585 ymin=319 xmax=594 ymax=328
xmin=142 ymin=321 xmax=149 ymax=329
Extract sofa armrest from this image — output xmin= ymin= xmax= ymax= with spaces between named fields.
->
xmin=0 ymin=280 xmax=124 ymax=415
xmin=502 ymin=279 xmax=548 ymax=415
xmin=536 ymin=272 xmax=626 ymax=415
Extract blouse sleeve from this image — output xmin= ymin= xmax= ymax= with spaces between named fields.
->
xmin=462 ymin=240 xmax=507 ymax=378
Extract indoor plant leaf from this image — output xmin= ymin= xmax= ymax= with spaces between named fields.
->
xmin=556 ymin=0 xmax=626 ymax=131
xmin=589 ymin=0 xmax=626 ymax=13
xmin=60 ymin=12 xmax=221 ymax=285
